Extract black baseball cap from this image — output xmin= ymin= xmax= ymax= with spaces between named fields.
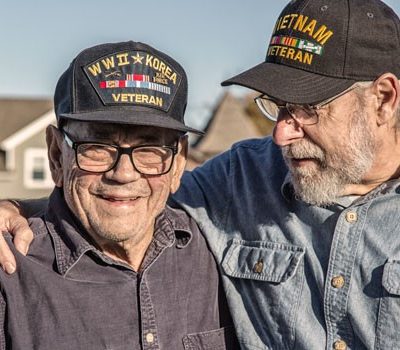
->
xmin=54 ymin=41 xmax=203 ymax=134
xmin=222 ymin=0 xmax=400 ymax=104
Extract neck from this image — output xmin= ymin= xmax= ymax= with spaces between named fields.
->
xmin=101 ymin=236 xmax=154 ymax=271
xmin=342 ymin=133 xmax=400 ymax=196
xmin=89 ymin=226 xmax=155 ymax=272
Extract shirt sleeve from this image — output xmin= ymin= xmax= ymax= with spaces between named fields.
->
xmin=171 ymin=148 xmax=232 ymax=238
xmin=0 ymin=290 xmax=6 ymax=350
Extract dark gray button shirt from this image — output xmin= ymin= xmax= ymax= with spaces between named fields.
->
xmin=0 ymin=189 xmax=237 ymax=350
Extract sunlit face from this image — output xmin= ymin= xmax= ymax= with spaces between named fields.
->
xmin=278 ymin=91 xmax=377 ymax=206
xmin=50 ymin=121 xmax=186 ymax=248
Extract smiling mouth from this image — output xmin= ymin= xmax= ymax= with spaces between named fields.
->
xmin=97 ymin=195 xmax=140 ymax=202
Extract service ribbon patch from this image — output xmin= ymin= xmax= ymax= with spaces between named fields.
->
xmin=83 ymin=50 xmax=181 ymax=111
xmin=270 ymin=35 xmax=323 ymax=55
xmin=267 ymin=13 xmax=334 ymax=66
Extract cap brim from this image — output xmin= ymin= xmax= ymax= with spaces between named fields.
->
xmin=222 ymin=62 xmax=357 ymax=104
xmin=59 ymin=109 xmax=203 ymax=135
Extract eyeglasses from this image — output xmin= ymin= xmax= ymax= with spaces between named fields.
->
xmin=254 ymin=83 xmax=365 ymax=125
xmin=63 ymin=131 xmax=179 ymax=175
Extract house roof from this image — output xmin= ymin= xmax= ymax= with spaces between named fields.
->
xmin=192 ymin=92 xmax=264 ymax=156
xmin=0 ymin=98 xmax=53 ymax=142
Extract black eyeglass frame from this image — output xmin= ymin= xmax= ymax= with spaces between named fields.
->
xmin=62 ymin=130 xmax=179 ymax=175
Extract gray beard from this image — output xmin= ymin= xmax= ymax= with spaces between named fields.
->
xmin=281 ymin=108 xmax=376 ymax=206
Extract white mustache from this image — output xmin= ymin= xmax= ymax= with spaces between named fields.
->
xmin=281 ymin=140 xmax=325 ymax=163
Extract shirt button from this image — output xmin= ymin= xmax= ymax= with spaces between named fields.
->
xmin=333 ymin=340 xmax=347 ymax=350
xmin=253 ymin=259 xmax=264 ymax=274
xmin=331 ymin=275 xmax=345 ymax=289
xmin=145 ymin=333 xmax=154 ymax=344
xmin=345 ymin=211 xmax=357 ymax=223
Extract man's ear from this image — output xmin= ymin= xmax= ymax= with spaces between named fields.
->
xmin=46 ymin=125 xmax=64 ymax=187
xmin=169 ymin=135 xmax=188 ymax=194
xmin=373 ymin=73 xmax=400 ymax=126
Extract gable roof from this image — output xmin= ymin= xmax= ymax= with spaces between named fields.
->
xmin=0 ymin=98 xmax=53 ymax=142
xmin=192 ymin=92 xmax=264 ymax=156
xmin=0 ymin=98 xmax=54 ymax=171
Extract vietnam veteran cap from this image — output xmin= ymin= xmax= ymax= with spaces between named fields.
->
xmin=54 ymin=41 xmax=203 ymax=134
xmin=222 ymin=0 xmax=400 ymax=104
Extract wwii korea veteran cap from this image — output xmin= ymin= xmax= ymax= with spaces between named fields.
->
xmin=222 ymin=0 xmax=400 ymax=104
xmin=54 ymin=41 xmax=203 ymax=134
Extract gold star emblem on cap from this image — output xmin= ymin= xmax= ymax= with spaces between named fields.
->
xmin=132 ymin=53 xmax=144 ymax=64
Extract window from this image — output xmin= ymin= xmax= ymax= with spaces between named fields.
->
xmin=24 ymin=148 xmax=53 ymax=189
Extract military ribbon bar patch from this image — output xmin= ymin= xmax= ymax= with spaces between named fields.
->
xmin=83 ymin=50 xmax=181 ymax=111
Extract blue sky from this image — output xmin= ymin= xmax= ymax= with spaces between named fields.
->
xmin=1 ymin=0 xmax=399 ymax=129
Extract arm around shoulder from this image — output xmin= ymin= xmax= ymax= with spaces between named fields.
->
xmin=0 ymin=197 xmax=48 ymax=273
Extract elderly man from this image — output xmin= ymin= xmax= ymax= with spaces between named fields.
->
xmin=0 ymin=41 xmax=238 ymax=349
xmin=1 ymin=0 xmax=400 ymax=349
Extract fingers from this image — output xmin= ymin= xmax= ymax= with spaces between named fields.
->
xmin=0 ymin=233 xmax=16 ymax=274
xmin=0 ymin=200 xmax=34 ymax=274
xmin=12 ymin=217 xmax=34 ymax=256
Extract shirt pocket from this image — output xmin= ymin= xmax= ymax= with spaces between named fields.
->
xmin=221 ymin=239 xmax=305 ymax=350
xmin=222 ymin=239 xmax=304 ymax=282
xmin=182 ymin=326 xmax=238 ymax=350
xmin=376 ymin=260 xmax=400 ymax=350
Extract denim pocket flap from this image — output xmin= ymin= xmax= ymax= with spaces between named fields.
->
xmin=382 ymin=260 xmax=400 ymax=295
xmin=222 ymin=239 xmax=305 ymax=283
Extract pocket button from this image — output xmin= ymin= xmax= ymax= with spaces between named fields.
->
xmin=253 ymin=259 xmax=264 ymax=274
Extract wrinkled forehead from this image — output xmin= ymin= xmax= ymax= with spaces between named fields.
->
xmin=64 ymin=120 xmax=180 ymax=143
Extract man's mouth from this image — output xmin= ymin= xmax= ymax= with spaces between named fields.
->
xmin=287 ymin=157 xmax=321 ymax=168
xmin=96 ymin=194 xmax=141 ymax=203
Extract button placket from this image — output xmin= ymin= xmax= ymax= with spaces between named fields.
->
xmin=139 ymin=274 xmax=160 ymax=350
xmin=324 ymin=205 xmax=370 ymax=349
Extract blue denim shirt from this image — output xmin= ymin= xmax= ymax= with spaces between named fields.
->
xmin=173 ymin=136 xmax=400 ymax=350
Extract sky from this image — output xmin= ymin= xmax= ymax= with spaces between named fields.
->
xmin=1 ymin=0 xmax=400 ymax=130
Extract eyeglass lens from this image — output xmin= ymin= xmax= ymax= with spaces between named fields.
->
xmin=76 ymin=144 xmax=174 ymax=175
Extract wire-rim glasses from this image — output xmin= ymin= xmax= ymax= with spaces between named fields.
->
xmin=253 ymin=83 xmax=367 ymax=125
xmin=63 ymin=131 xmax=179 ymax=175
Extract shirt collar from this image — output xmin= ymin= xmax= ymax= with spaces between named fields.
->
xmin=44 ymin=188 xmax=193 ymax=275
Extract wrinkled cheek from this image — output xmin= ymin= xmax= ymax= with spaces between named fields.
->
xmin=63 ymin=171 xmax=92 ymax=220
xmin=148 ymin=177 xmax=172 ymax=213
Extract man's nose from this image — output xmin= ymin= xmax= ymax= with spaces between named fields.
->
xmin=105 ymin=153 xmax=141 ymax=183
xmin=272 ymin=112 xmax=305 ymax=147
